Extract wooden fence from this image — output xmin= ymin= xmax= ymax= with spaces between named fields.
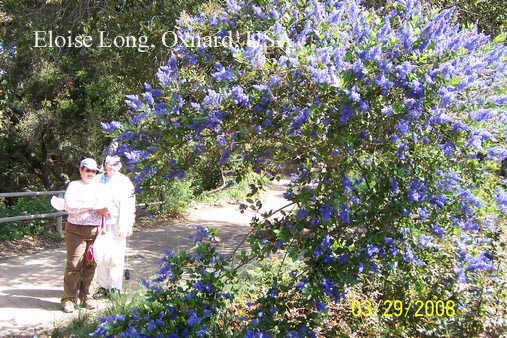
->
xmin=0 ymin=190 xmax=66 ymax=233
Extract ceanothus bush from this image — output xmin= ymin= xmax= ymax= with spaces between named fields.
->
xmin=96 ymin=0 xmax=507 ymax=336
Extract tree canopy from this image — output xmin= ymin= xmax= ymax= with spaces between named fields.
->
xmin=0 ymin=0 xmax=202 ymax=191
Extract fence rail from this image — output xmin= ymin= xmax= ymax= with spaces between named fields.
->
xmin=0 ymin=190 xmax=162 ymax=234
xmin=0 ymin=190 xmax=66 ymax=233
xmin=0 ymin=211 xmax=68 ymax=224
xmin=0 ymin=191 xmax=65 ymax=198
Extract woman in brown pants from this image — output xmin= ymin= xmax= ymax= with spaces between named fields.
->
xmin=61 ymin=158 xmax=109 ymax=313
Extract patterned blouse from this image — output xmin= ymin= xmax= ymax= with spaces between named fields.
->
xmin=64 ymin=180 xmax=108 ymax=225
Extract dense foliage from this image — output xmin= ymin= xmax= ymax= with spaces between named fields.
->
xmin=0 ymin=0 xmax=504 ymax=193
xmin=426 ymin=0 xmax=506 ymax=36
xmin=0 ymin=196 xmax=56 ymax=241
xmin=1 ymin=0 xmax=504 ymax=194
xmin=0 ymin=0 xmax=203 ymax=191
xmin=362 ymin=0 xmax=506 ymax=36
xmin=94 ymin=0 xmax=507 ymax=336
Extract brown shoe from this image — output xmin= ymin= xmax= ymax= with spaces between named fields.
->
xmin=81 ymin=299 xmax=96 ymax=310
xmin=62 ymin=300 xmax=75 ymax=313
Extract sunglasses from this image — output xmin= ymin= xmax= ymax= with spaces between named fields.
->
xmin=82 ymin=168 xmax=98 ymax=174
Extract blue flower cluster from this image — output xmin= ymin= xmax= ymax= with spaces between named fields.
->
xmin=90 ymin=225 xmax=235 ymax=337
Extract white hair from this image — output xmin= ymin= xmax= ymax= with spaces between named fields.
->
xmin=104 ymin=155 xmax=122 ymax=169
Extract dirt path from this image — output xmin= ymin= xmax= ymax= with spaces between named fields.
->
xmin=0 ymin=180 xmax=289 ymax=337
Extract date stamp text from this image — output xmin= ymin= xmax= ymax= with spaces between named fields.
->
xmin=351 ymin=299 xmax=456 ymax=317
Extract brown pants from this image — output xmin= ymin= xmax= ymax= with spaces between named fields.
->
xmin=61 ymin=222 xmax=99 ymax=304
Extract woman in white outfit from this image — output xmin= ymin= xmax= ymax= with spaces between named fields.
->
xmin=94 ymin=155 xmax=136 ymax=298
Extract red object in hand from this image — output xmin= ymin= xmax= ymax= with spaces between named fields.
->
xmin=100 ymin=215 xmax=106 ymax=234
xmin=85 ymin=244 xmax=94 ymax=262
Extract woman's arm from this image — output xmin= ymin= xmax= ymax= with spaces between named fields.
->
xmin=118 ymin=177 xmax=136 ymax=237
xmin=64 ymin=181 xmax=100 ymax=214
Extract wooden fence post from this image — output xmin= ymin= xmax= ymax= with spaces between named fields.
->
xmin=56 ymin=192 xmax=63 ymax=234
xmin=56 ymin=216 xmax=63 ymax=234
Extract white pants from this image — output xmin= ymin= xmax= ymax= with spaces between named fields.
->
xmin=95 ymin=224 xmax=127 ymax=290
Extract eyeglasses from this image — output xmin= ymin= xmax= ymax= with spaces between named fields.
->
xmin=82 ymin=168 xmax=98 ymax=174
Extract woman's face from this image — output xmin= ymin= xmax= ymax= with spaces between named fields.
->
xmin=80 ymin=166 xmax=97 ymax=183
xmin=105 ymin=164 xmax=119 ymax=178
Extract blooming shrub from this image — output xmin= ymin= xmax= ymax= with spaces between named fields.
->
xmin=97 ymin=0 xmax=507 ymax=336
xmin=92 ymin=226 xmax=240 ymax=337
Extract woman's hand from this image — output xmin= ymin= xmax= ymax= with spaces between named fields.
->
xmin=118 ymin=224 xmax=133 ymax=238
xmin=96 ymin=208 xmax=110 ymax=217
